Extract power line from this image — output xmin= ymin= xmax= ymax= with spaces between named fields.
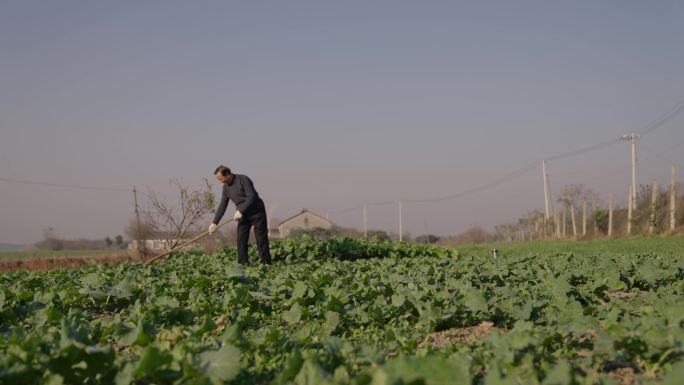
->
xmin=647 ymin=137 xmax=684 ymax=158
xmin=640 ymin=144 xmax=684 ymax=169
xmin=402 ymin=161 xmax=539 ymax=203
xmin=343 ymin=94 xmax=684 ymax=208
xmin=545 ymin=137 xmax=624 ymax=162
xmin=5 ymin=95 xmax=684 ymax=223
xmin=0 ymin=177 xmax=131 ymax=192
xmin=400 ymin=135 xmax=627 ymax=204
xmin=329 ymin=200 xmax=395 ymax=215
xmin=324 ymin=136 xmax=625 ymax=210
xmin=638 ymin=96 xmax=684 ymax=136
xmin=367 ymin=200 xmax=395 ymax=206
xmin=331 ymin=205 xmax=363 ymax=215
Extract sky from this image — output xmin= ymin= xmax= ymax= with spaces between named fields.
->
xmin=1 ymin=1 xmax=684 ymax=244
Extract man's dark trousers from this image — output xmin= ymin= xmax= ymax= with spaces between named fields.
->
xmin=236 ymin=206 xmax=272 ymax=265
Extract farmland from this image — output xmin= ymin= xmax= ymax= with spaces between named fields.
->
xmin=0 ymin=249 xmax=126 ymax=261
xmin=1 ymin=237 xmax=684 ymax=384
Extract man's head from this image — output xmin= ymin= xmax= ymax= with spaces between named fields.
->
xmin=214 ymin=165 xmax=232 ymax=184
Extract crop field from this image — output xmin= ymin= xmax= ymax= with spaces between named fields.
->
xmin=0 ymin=249 xmax=126 ymax=261
xmin=1 ymin=237 xmax=683 ymax=385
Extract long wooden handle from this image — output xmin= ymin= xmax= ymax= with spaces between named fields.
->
xmin=144 ymin=219 xmax=234 ymax=265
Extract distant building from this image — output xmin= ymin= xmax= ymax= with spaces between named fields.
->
xmin=268 ymin=227 xmax=281 ymax=239
xmin=127 ymin=231 xmax=195 ymax=256
xmin=277 ymin=209 xmax=333 ymax=238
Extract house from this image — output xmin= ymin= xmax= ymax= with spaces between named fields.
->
xmin=126 ymin=231 xmax=195 ymax=256
xmin=277 ymin=209 xmax=333 ymax=238
xmin=268 ymin=227 xmax=281 ymax=239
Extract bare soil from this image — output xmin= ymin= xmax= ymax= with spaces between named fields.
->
xmin=0 ymin=254 xmax=141 ymax=272
xmin=420 ymin=321 xmax=501 ymax=348
xmin=607 ymin=367 xmax=636 ymax=385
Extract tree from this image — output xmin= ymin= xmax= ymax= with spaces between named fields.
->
xmin=367 ymin=230 xmax=391 ymax=241
xmin=124 ymin=218 xmax=155 ymax=242
xmin=115 ymin=235 xmax=124 ymax=248
xmin=35 ymin=227 xmax=64 ymax=251
xmin=557 ymin=184 xmax=600 ymax=213
xmin=415 ymin=234 xmax=440 ymax=244
xmin=287 ymin=225 xmax=361 ymax=240
xmin=594 ymin=210 xmax=609 ymax=234
xmin=143 ymin=178 xmax=216 ymax=250
xmin=105 ymin=237 xmax=113 ymax=248
xmin=452 ymin=226 xmax=495 ymax=244
xmin=494 ymin=223 xmax=518 ymax=242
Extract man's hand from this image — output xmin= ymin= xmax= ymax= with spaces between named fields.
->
xmin=233 ymin=211 xmax=243 ymax=221
xmin=208 ymin=223 xmax=218 ymax=235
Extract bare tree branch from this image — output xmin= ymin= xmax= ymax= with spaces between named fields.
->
xmin=143 ymin=178 xmax=216 ymax=250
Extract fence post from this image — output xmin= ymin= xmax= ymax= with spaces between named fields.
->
xmin=582 ymin=201 xmax=587 ymax=237
xmin=671 ymin=165 xmax=677 ymax=232
xmin=627 ymin=185 xmax=633 ymax=235
xmin=608 ymin=193 xmax=614 ymax=237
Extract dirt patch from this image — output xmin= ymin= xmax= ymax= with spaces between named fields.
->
xmin=602 ymin=360 xmax=639 ymax=385
xmin=0 ymin=254 xmax=141 ymax=272
xmin=420 ymin=321 xmax=501 ymax=348
xmin=605 ymin=291 xmax=637 ymax=300
xmin=607 ymin=367 xmax=636 ymax=385
xmin=88 ymin=309 xmax=117 ymax=321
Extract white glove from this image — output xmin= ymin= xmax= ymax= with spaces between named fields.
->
xmin=233 ymin=211 xmax=243 ymax=221
xmin=208 ymin=223 xmax=218 ymax=235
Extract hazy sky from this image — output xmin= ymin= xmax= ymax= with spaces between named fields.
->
xmin=2 ymin=1 xmax=684 ymax=244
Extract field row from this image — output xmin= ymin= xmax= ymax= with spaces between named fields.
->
xmin=1 ymin=237 xmax=683 ymax=384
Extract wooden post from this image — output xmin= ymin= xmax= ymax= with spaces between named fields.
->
xmin=608 ymin=193 xmax=614 ymax=237
xmin=539 ymin=217 xmax=544 ymax=239
xmin=627 ymin=184 xmax=633 ymax=235
xmin=649 ymin=180 xmax=659 ymax=234
xmin=570 ymin=204 xmax=577 ymax=238
xmin=398 ymin=200 xmax=403 ymax=241
xmin=624 ymin=132 xmax=638 ymax=215
xmin=562 ymin=207 xmax=567 ymax=238
xmin=671 ymin=165 xmax=677 ymax=232
xmin=542 ymin=160 xmax=554 ymax=220
xmin=592 ymin=200 xmax=598 ymax=236
xmin=631 ymin=134 xmax=638 ymax=214
xmin=363 ymin=203 xmax=367 ymax=238
xmin=133 ymin=186 xmax=144 ymax=256
xmin=582 ymin=201 xmax=587 ymax=237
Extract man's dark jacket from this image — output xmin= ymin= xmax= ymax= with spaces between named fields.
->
xmin=212 ymin=174 xmax=264 ymax=224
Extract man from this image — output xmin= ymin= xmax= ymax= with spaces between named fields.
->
xmin=209 ymin=165 xmax=272 ymax=265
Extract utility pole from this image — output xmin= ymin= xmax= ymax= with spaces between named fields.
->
xmin=562 ymin=207 xmax=567 ymax=238
xmin=398 ymin=200 xmax=403 ymax=241
xmin=592 ymin=200 xmax=598 ymax=236
xmin=671 ymin=165 xmax=677 ymax=232
xmin=542 ymin=160 xmax=553 ymax=220
xmin=133 ymin=186 xmax=144 ymax=256
xmin=582 ymin=201 xmax=587 ymax=237
xmin=622 ymin=133 xmax=639 ymax=214
xmin=570 ymin=204 xmax=577 ymax=238
xmin=608 ymin=193 xmax=614 ymax=237
xmin=363 ymin=203 xmax=367 ymax=238
xmin=627 ymin=184 xmax=633 ymax=235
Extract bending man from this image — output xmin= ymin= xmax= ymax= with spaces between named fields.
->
xmin=209 ymin=165 xmax=272 ymax=265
